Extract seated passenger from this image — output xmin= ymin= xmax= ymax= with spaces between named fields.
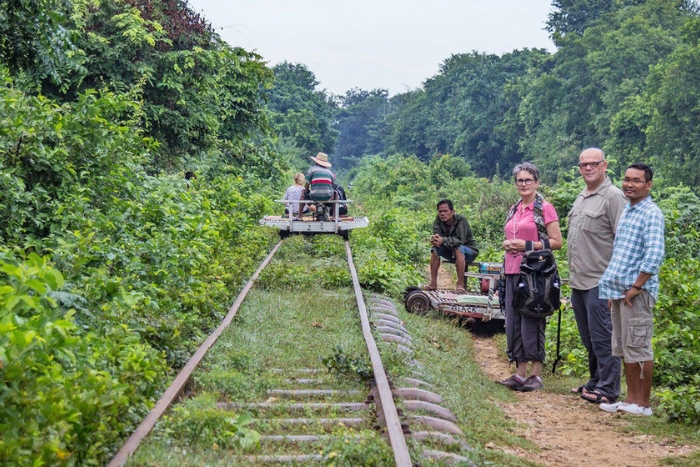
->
xmin=428 ymin=199 xmax=479 ymax=294
xmin=284 ymin=172 xmax=310 ymax=218
xmin=311 ymin=182 xmax=347 ymax=217
xmin=333 ymin=183 xmax=348 ymax=216
xmin=304 ymin=152 xmax=335 ymax=221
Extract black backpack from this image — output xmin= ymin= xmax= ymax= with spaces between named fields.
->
xmin=514 ymin=241 xmax=561 ymax=318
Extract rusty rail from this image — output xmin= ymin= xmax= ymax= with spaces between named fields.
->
xmin=344 ymin=241 xmax=413 ymax=467
xmin=108 ymin=238 xmax=412 ymax=466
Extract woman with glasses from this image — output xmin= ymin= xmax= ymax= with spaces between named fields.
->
xmin=497 ymin=162 xmax=563 ymax=392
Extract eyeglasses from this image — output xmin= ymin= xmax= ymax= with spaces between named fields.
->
xmin=515 ymin=178 xmax=535 ymax=186
xmin=578 ymin=160 xmax=605 ymax=169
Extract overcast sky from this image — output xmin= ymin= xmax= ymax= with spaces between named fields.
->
xmin=187 ymin=0 xmax=556 ymax=96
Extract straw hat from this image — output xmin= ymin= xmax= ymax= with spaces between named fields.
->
xmin=310 ymin=152 xmax=332 ymax=168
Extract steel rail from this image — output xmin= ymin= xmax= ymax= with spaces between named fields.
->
xmin=107 ymin=240 xmax=283 ymax=467
xmin=344 ymin=241 xmax=413 ymax=467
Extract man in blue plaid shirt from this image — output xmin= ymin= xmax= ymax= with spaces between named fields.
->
xmin=598 ymin=163 xmax=665 ymax=416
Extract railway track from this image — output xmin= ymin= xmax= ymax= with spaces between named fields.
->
xmin=108 ymin=237 xmax=473 ymax=466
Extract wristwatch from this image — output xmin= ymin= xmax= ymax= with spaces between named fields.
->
xmin=631 ymin=284 xmax=642 ymax=290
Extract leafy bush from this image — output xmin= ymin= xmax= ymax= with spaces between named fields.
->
xmin=153 ymin=394 xmax=259 ymax=450
xmin=321 ymin=345 xmax=373 ymax=382
xmin=320 ymin=427 xmax=394 ymax=467
xmin=0 ymin=253 xmax=168 ymax=466
xmin=656 ymin=377 xmax=700 ymax=424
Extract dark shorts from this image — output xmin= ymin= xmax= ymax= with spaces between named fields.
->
xmin=432 ymin=245 xmax=478 ymax=264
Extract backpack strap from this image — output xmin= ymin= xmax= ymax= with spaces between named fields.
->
xmin=505 ymin=192 xmax=551 ymax=249
xmin=532 ymin=193 xmax=549 ymax=243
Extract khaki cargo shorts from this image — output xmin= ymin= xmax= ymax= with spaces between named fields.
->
xmin=610 ymin=290 xmax=655 ymax=363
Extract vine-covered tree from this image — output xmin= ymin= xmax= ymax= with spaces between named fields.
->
xmin=34 ymin=0 xmax=274 ymax=171
xmin=0 ymin=0 xmax=80 ymax=83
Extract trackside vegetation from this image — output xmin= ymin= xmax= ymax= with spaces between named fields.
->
xmin=3 ymin=0 xmax=700 ymax=464
xmin=348 ymin=154 xmax=700 ymax=429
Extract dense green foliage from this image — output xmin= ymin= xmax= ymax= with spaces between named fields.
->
xmin=333 ymin=88 xmax=389 ymax=170
xmin=0 ymin=0 xmax=284 ymax=463
xmin=4 ymin=0 xmax=700 ymax=463
xmin=0 ymin=74 xmax=279 ymax=463
xmin=0 ymin=253 xmax=167 ymax=465
xmin=265 ymin=62 xmax=338 ymax=159
xmin=34 ymin=0 xmax=277 ymax=171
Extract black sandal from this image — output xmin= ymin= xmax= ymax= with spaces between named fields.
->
xmin=581 ymin=390 xmax=614 ymax=404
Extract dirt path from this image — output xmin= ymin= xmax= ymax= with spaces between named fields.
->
xmin=433 ymin=265 xmax=695 ymax=466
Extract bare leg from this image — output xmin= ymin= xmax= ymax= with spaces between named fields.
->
xmin=624 ymin=361 xmax=653 ymax=407
xmin=516 ymin=361 xmax=528 ymax=379
xmin=429 ymin=251 xmax=440 ymax=289
xmin=639 ymin=361 xmax=653 ymax=408
xmin=454 ymin=248 xmax=466 ymax=290
xmin=530 ymin=361 xmax=542 ymax=377
xmin=623 ymin=361 xmax=640 ymax=405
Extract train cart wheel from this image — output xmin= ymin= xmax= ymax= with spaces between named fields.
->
xmin=405 ymin=290 xmax=430 ymax=315
xmin=279 ymin=229 xmax=290 ymax=239
xmin=339 ymin=230 xmax=349 ymax=240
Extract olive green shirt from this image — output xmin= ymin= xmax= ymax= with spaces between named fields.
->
xmin=432 ymin=213 xmax=479 ymax=254
xmin=567 ymin=177 xmax=627 ymax=290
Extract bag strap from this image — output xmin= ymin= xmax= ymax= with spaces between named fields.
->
xmin=505 ymin=193 xmax=549 ymax=246
xmin=524 ymin=238 xmax=550 ymax=252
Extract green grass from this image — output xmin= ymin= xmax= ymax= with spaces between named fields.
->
xmin=129 ymin=236 xmax=395 ymax=466
xmin=396 ymin=309 xmax=541 ymax=467
xmin=125 ymin=234 xmax=700 ymax=466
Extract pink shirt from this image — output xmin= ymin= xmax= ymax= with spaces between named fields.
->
xmin=504 ymin=200 xmax=559 ymax=274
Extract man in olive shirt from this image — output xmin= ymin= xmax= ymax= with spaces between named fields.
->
xmin=428 ymin=199 xmax=479 ymax=293
xmin=567 ymin=148 xmax=627 ymax=404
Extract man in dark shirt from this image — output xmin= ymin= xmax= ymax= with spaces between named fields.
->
xmin=428 ymin=199 xmax=479 ymax=293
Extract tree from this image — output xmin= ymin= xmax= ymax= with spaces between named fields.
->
xmin=516 ymin=0 xmax=689 ymax=180
xmin=612 ymin=16 xmax=700 ymax=186
xmin=265 ymin=62 xmax=338 ymax=155
xmin=384 ymin=49 xmax=546 ymax=177
xmin=36 ymin=0 xmax=275 ymax=172
xmin=0 ymin=0 xmax=80 ymax=83
xmin=333 ymin=88 xmax=389 ymax=170
xmin=546 ymin=0 xmax=618 ymax=45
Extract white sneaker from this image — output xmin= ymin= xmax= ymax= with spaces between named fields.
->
xmin=600 ymin=401 xmax=628 ymax=413
xmin=618 ymin=403 xmax=653 ymax=416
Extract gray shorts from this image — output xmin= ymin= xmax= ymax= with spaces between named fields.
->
xmin=610 ymin=290 xmax=655 ymax=363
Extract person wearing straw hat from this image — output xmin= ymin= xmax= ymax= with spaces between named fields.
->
xmin=303 ymin=152 xmax=335 ymax=221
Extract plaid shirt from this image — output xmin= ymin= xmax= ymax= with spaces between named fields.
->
xmin=599 ymin=196 xmax=665 ymax=300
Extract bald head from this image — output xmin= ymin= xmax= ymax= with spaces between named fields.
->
xmin=578 ymin=147 xmax=608 ymax=190
xmin=580 ymin=147 xmax=605 ymax=161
